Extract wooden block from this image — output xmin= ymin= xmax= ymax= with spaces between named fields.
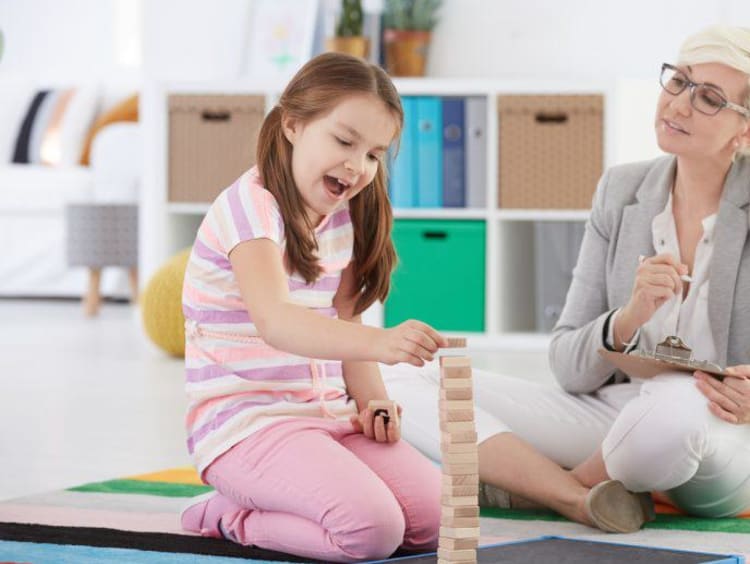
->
xmin=440 ymin=366 xmax=472 ymax=380
xmin=439 ymin=536 xmax=479 ymax=550
xmin=439 ymin=409 xmax=475 ymax=422
xmin=440 ymin=356 xmax=471 ymax=368
xmin=441 ymin=378 xmax=473 ymax=390
xmin=439 ymin=399 xmax=474 ymax=410
xmin=442 ymin=442 xmax=478 ymax=454
xmin=442 ymin=473 xmax=479 ymax=486
xmin=443 ymin=452 xmax=478 ymax=465
xmin=440 ymin=387 xmax=473 ymax=400
xmin=440 ymin=515 xmax=480 ymax=527
xmin=442 ymin=463 xmax=479 ymax=475
xmin=440 ymin=421 xmax=476 ymax=433
xmin=444 ymin=337 xmax=467 ymax=348
xmin=439 ymin=526 xmax=481 ymax=538
xmin=441 ymin=430 xmax=478 ymax=444
xmin=444 ymin=484 xmax=479 ymax=497
xmin=437 ymin=548 xmax=477 ymax=560
xmin=437 ymin=559 xmax=476 ymax=564
xmin=440 ymin=505 xmax=479 ymax=518
xmin=441 ymin=494 xmax=479 ymax=506
xmin=367 ymin=399 xmax=399 ymax=428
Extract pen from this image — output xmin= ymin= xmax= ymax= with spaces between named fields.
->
xmin=638 ymin=255 xmax=692 ymax=282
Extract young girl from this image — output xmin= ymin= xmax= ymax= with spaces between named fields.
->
xmin=180 ymin=52 xmax=447 ymax=563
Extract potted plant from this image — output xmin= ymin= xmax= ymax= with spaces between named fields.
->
xmin=326 ymin=0 xmax=369 ymax=59
xmin=382 ymin=0 xmax=441 ymax=76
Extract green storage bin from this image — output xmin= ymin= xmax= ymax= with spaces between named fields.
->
xmin=385 ymin=220 xmax=486 ymax=332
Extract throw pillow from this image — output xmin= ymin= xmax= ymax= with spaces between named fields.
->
xmin=79 ymin=94 xmax=139 ymax=166
xmin=11 ymin=86 xmax=100 ymax=166
xmin=12 ymin=90 xmax=50 ymax=163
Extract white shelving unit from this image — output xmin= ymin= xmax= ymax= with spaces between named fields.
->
xmin=141 ymin=78 xmax=615 ymax=351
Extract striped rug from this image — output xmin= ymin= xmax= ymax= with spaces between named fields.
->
xmin=0 ymin=467 xmax=748 ymax=562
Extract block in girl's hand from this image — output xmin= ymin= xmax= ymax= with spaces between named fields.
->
xmin=368 ymin=399 xmax=399 ymax=428
xmin=444 ymin=337 xmax=467 ymax=348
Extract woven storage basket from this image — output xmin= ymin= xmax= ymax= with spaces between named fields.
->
xmin=168 ymin=95 xmax=265 ymax=203
xmin=498 ymin=95 xmax=603 ymax=209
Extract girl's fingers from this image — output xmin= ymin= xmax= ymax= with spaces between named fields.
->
xmin=373 ymin=412 xmax=388 ymax=442
xmin=362 ymin=408 xmax=375 ymax=438
xmin=406 ymin=331 xmax=435 ymax=361
xmin=405 ymin=320 xmax=446 ymax=349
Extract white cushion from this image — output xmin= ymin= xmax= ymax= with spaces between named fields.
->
xmin=0 ymin=164 xmax=93 ymax=211
xmin=58 ymin=85 xmax=101 ymax=165
xmin=90 ymin=122 xmax=142 ymax=202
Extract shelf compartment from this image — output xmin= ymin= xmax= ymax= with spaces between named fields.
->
xmin=385 ymin=219 xmax=486 ymax=332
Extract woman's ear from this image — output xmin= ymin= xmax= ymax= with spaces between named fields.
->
xmin=281 ymin=114 xmax=298 ymax=145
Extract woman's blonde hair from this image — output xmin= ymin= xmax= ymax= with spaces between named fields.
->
xmin=256 ymin=52 xmax=401 ymax=315
xmin=678 ymin=26 xmax=750 ymax=155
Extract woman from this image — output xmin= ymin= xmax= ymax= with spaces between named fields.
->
xmin=384 ymin=24 xmax=750 ymax=529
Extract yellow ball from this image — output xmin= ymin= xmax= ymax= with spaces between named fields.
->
xmin=141 ymin=248 xmax=191 ymax=357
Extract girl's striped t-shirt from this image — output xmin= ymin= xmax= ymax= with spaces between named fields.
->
xmin=182 ymin=167 xmax=357 ymax=474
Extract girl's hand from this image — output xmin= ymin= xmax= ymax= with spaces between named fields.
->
xmin=350 ymin=404 xmax=403 ymax=443
xmin=694 ymin=366 xmax=750 ymax=424
xmin=619 ymin=254 xmax=687 ymax=333
xmin=376 ymin=320 xmax=447 ymax=366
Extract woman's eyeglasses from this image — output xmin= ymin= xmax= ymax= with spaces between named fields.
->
xmin=660 ymin=63 xmax=750 ymax=119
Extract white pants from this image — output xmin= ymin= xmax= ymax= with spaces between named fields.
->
xmin=382 ymin=363 xmax=750 ymax=518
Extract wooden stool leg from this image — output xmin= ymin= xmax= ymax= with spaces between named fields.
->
xmin=84 ymin=268 xmax=102 ymax=317
xmin=128 ymin=267 xmax=139 ymax=304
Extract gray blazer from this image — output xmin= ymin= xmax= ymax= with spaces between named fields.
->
xmin=549 ymin=155 xmax=750 ymax=393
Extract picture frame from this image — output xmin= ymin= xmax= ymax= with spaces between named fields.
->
xmin=246 ymin=0 xmax=320 ymax=86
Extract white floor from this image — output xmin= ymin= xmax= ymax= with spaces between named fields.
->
xmin=0 ymin=299 xmax=553 ymax=502
xmin=0 ymin=299 xmax=190 ymax=502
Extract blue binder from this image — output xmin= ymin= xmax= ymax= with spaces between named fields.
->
xmin=389 ymin=96 xmax=417 ymax=208
xmin=441 ymin=97 xmax=466 ymax=207
xmin=415 ymin=96 xmax=443 ymax=208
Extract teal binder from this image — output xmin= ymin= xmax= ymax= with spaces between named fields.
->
xmin=415 ymin=96 xmax=443 ymax=208
xmin=388 ymin=96 xmax=417 ymax=208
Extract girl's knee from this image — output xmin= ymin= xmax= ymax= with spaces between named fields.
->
xmin=332 ymin=503 xmax=406 ymax=561
xmin=333 ymin=511 xmax=405 ymax=560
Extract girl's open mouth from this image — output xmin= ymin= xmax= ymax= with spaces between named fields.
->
xmin=324 ymin=175 xmax=350 ymax=198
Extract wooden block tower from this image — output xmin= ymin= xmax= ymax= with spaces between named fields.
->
xmin=438 ymin=341 xmax=479 ymax=564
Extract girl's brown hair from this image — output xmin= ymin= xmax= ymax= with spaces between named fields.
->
xmin=256 ymin=52 xmax=402 ymax=315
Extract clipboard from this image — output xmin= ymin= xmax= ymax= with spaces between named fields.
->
xmin=598 ymin=336 xmax=736 ymax=380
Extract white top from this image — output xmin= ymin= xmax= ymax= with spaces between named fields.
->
xmin=608 ymin=191 xmax=718 ymax=365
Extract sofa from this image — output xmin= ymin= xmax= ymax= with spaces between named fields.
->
xmin=0 ymin=77 xmax=141 ymax=298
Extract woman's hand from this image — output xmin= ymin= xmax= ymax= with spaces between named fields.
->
xmin=694 ymin=366 xmax=750 ymax=424
xmin=375 ymin=319 xmax=447 ymax=367
xmin=350 ymin=404 xmax=403 ymax=443
xmin=616 ymin=254 xmax=688 ymax=343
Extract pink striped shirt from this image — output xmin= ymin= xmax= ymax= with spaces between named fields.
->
xmin=182 ymin=167 xmax=357 ymax=474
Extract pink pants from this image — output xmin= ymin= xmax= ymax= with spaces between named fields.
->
xmin=203 ymin=417 xmax=441 ymax=562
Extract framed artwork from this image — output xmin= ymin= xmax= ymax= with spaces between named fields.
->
xmin=247 ymin=0 xmax=320 ymax=85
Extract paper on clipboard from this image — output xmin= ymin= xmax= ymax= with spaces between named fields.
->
xmin=598 ymin=348 xmax=734 ymax=380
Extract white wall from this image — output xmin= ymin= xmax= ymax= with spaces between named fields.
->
xmin=0 ymin=0 xmax=141 ymax=82
xmin=2 ymin=0 xmax=748 ymax=81
xmin=428 ymin=0 xmax=749 ymax=80
xmin=141 ymin=0 xmax=250 ymax=81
